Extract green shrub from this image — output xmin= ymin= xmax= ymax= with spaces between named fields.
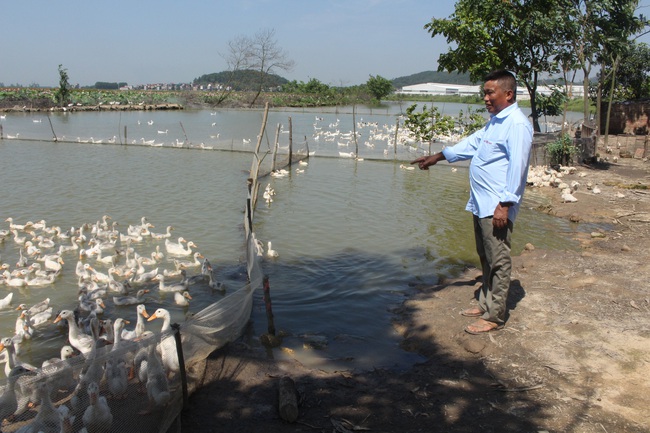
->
xmin=546 ymin=133 xmax=577 ymax=167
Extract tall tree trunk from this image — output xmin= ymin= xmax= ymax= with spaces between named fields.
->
xmin=603 ymin=55 xmax=621 ymax=148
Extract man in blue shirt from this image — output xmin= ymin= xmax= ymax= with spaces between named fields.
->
xmin=411 ymin=69 xmax=533 ymax=334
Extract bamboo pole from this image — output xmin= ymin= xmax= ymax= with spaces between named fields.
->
xmin=353 ymin=104 xmax=358 ymax=157
xmin=271 ymin=123 xmax=281 ymax=172
xmin=171 ymin=323 xmax=189 ymax=409
xmin=260 ymin=276 xmax=282 ymax=348
xmin=304 ymin=135 xmax=309 ymax=158
xmin=288 ymin=117 xmax=293 ymax=165
xmin=394 ymin=118 xmax=400 ymax=157
xmin=47 ymin=115 xmax=58 ymax=142
xmin=179 ymin=122 xmax=189 ymax=147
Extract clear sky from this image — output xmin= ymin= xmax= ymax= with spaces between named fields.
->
xmin=2 ymin=1 xmax=649 ymax=88
xmin=0 ymin=0 xmax=456 ymax=88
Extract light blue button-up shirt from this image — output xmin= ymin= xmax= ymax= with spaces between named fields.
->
xmin=441 ymin=102 xmax=533 ymax=222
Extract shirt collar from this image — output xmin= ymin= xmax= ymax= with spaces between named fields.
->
xmin=491 ymin=102 xmax=519 ymax=120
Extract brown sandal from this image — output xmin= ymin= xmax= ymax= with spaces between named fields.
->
xmin=465 ymin=319 xmax=503 ymax=335
xmin=460 ymin=307 xmax=484 ymax=317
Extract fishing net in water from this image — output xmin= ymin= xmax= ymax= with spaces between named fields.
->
xmin=0 ymin=232 xmax=263 ymax=433
xmin=0 ymin=107 xmax=277 ymax=433
xmin=0 ymin=230 xmax=263 ymax=433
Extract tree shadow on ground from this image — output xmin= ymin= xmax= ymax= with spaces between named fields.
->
xmin=179 ymin=249 xmax=562 ymax=432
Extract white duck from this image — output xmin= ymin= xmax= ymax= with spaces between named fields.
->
xmin=23 ymin=307 xmax=53 ymax=328
xmin=0 ymin=292 xmax=13 ymax=309
xmin=0 ymin=336 xmax=38 ymax=376
xmin=15 ymin=311 xmax=34 ymax=341
xmin=25 ymin=271 xmax=59 ymax=287
xmin=11 ymin=230 xmax=27 ymax=245
xmin=174 ymin=291 xmax=192 ymax=307
xmin=57 ymin=236 xmax=81 ymax=255
xmin=136 ymin=251 xmax=158 ymax=267
xmin=151 ymin=225 xmax=174 ymax=240
xmin=152 ymin=274 xmax=188 ymax=292
xmin=152 ymin=245 xmax=165 ymax=261
xmin=43 ymin=255 xmax=65 ymax=272
xmin=147 ymin=308 xmax=180 ymax=376
xmin=41 ymin=345 xmax=76 ymax=392
xmin=266 ymin=241 xmax=279 ymax=258
xmin=5 ymin=269 xmax=28 ymax=287
xmin=165 ymin=237 xmax=198 ymax=257
xmin=19 ymin=297 xmax=50 ymax=315
xmin=121 ymin=304 xmax=149 ymax=340
xmin=174 ymin=252 xmax=204 ymax=269
xmin=82 ymin=381 xmax=113 ymax=433
xmin=131 ymin=260 xmax=158 ymax=284
xmin=54 ymin=310 xmax=95 ymax=357
xmin=76 ymin=261 xmax=94 ymax=280
xmin=5 ymin=217 xmax=32 ymax=231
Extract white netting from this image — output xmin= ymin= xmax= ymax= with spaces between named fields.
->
xmin=1 ymin=177 xmax=267 ymax=433
xmin=0 ymin=106 xmax=283 ymax=433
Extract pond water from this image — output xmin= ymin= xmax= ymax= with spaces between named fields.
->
xmin=0 ymin=106 xmax=576 ymax=372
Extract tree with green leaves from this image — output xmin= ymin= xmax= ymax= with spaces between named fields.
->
xmin=537 ymin=87 xmax=568 ymax=132
xmin=366 ymin=75 xmax=393 ymax=102
xmin=552 ymin=0 xmax=645 ymax=131
xmin=53 ymin=64 xmax=71 ymax=107
xmin=602 ymin=41 xmax=650 ymax=101
xmin=404 ymin=103 xmax=455 ymax=154
xmin=424 ymin=0 xmax=562 ymax=132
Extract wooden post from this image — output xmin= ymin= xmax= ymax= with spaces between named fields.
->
xmin=278 ymin=376 xmax=299 ymax=423
xmin=288 ymin=117 xmax=293 ymax=166
xmin=47 ymin=115 xmax=58 ymax=142
xmin=179 ymin=122 xmax=189 ymax=147
xmin=260 ymin=276 xmax=282 ymax=348
xmin=124 ymin=125 xmax=127 ymax=145
xmin=304 ymin=135 xmax=309 ymax=158
xmin=353 ymin=104 xmax=358 ymax=157
xmin=171 ymin=323 xmax=189 ymax=410
xmin=263 ymin=276 xmax=276 ymax=336
xmin=394 ymin=118 xmax=400 ymax=156
xmin=0 ymin=124 xmax=3 ymax=139
xmin=271 ymin=123 xmax=281 ymax=172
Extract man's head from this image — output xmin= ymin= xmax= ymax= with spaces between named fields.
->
xmin=482 ymin=69 xmax=516 ymax=115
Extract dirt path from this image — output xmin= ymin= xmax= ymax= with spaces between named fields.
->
xmin=182 ymin=155 xmax=650 ymax=433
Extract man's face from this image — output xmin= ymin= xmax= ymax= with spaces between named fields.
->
xmin=483 ymin=79 xmax=513 ymax=115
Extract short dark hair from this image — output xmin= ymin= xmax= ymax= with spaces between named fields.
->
xmin=484 ymin=69 xmax=517 ymax=101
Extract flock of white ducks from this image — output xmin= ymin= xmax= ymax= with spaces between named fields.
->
xmin=0 ymin=215 xmax=227 ymax=430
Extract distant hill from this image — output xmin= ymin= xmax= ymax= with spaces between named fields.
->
xmin=391 ymin=71 xmax=473 ymax=88
xmin=194 ymin=70 xmax=289 ymax=91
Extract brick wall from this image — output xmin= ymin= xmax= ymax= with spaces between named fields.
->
xmin=601 ymin=101 xmax=650 ymax=135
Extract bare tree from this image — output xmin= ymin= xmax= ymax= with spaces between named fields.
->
xmin=212 ymin=35 xmax=255 ymax=105
xmin=220 ymin=28 xmax=294 ymax=107
xmin=246 ymin=28 xmax=295 ymax=107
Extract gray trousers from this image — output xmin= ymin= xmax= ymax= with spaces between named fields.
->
xmin=473 ymin=215 xmax=513 ymax=325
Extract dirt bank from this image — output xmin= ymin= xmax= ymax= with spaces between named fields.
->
xmin=181 ymin=153 xmax=650 ymax=433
